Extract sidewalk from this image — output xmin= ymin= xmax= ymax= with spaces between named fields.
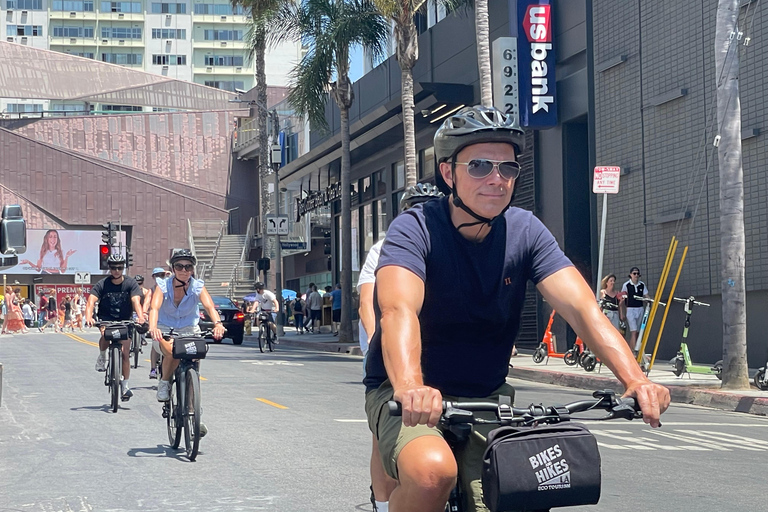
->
xmin=256 ymin=328 xmax=768 ymax=416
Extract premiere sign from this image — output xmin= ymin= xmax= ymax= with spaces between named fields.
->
xmin=517 ymin=0 xmax=557 ymax=128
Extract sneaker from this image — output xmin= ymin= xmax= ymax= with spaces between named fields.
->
xmin=95 ymin=354 xmax=106 ymax=372
xmin=199 ymin=423 xmax=208 ymax=438
xmin=156 ymin=380 xmax=171 ymax=402
xmin=149 ymin=368 xmax=158 ymax=380
xmin=121 ymin=388 xmax=133 ymax=402
xmin=273 ymin=337 xmax=279 ymax=345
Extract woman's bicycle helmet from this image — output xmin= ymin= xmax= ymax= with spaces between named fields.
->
xmin=168 ymin=248 xmax=197 ymax=266
xmin=133 ymin=275 xmax=144 ymax=283
xmin=433 ymin=105 xmax=525 ymax=229
xmin=400 ymin=183 xmax=444 ymax=211
xmin=107 ymin=253 xmax=126 ymax=265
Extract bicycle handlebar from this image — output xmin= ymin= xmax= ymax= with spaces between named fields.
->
xmin=159 ymin=328 xmax=221 ymax=341
xmin=672 ymin=296 xmax=710 ymax=307
xmin=387 ymin=390 xmax=641 ymax=427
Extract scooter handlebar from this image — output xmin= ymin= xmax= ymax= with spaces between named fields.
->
xmin=633 ymin=296 xmax=666 ymax=306
xmin=672 ymin=296 xmax=710 ymax=307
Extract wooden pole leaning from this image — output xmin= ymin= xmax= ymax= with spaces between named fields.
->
xmin=647 ymin=245 xmax=688 ymax=374
xmin=636 ymin=237 xmax=677 ymax=363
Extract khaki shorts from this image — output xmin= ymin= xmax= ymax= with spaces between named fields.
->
xmin=365 ymin=380 xmax=516 ymax=512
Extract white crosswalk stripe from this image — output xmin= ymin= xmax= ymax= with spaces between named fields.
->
xmin=590 ymin=427 xmax=768 ymax=452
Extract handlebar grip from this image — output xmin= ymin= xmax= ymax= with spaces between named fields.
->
xmin=387 ymin=401 xmax=402 ymax=417
xmin=620 ymin=397 xmax=639 ymax=411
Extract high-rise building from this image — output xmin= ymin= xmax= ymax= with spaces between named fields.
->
xmin=1 ymin=0 xmax=300 ymax=114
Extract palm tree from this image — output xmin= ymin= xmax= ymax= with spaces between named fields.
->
xmin=271 ymin=0 xmax=389 ymax=342
xmin=474 ymin=0 xmax=492 ymax=106
xmin=715 ymin=0 xmax=749 ymax=389
xmin=372 ymin=0 xmax=466 ymax=186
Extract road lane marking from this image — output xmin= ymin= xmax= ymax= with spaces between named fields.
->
xmin=256 ymin=398 xmax=288 ymax=409
xmin=200 ymin=376 xmax=208 ymax=381
xmin=65 ymin=333 xmax=99 ymax=347
xmin=597 ymin=442 xmax=630 ymax=450
xmin=650 ymin=430 xmax=731 ymax=451
xmin=334 ymin=419 xmax=368 ymax=423
xmin=659 ymin=422 xmax=768 ymax=427
xmin=676 ymin=429 xmax=768 ymax=450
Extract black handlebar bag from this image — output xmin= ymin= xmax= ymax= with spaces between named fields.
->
xmin=103 ymin=324 xmax=130 ymax=342
xmin=482 ymin=423 xmax=601 ymax=512
xmin=172 ymin=336 xmax=209 ymax=360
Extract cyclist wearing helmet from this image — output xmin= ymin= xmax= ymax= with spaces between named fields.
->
xmin=363 ymin=106 xmax=671 ymax=512
xmin=85 ymin=253 xmax=146 ymax=402
xmin=147 ymin=267 xmax=168 ymax=379
xmin=148 ymin=249 xmax=225 ymax=403
xmin=358 ymin=182 xmax=443 ymax=512
xmin=247 ymin=281 xmax=279 ymax=341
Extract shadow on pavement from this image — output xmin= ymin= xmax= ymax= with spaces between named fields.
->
xmin=69 ymin=404 xmax=129 ymax=413
xmin=127 ymin=444 xmax=192 ymax=461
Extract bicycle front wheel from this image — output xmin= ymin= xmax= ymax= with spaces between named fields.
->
xmin=167 ymin=374 xmax=182 ymax=449
xmin=132 ymin=331 xmax=140 ymax=369
xmin=267 ymin=327 xmax=274 ymax=353
xmin=110 ymin=345 xmax=121 ymax=413
xmin=258 ymin=324 xmax=265 ymax=353
xmin=184 ymin=368 xmax=201 ymax=461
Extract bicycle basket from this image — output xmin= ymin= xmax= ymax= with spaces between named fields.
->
xmin=172 ymin=336 xmax=209 ymax=360
xmin=103 ymin=324 xmax=130 ymax=342
xmin=482 ymin=423 xmax=601 ymax=512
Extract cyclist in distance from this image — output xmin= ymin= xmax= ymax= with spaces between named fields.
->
xmin=148 ymin=249 xmax=225 ymax=408
xmin=248 ymin=281 xmax=279 ymax=342
xmin=363 ymin=105 xmax=671 ymax=512
xmin=147 ymin=267 xmax=168 ymax=379
xmin=85 ymin=253 xmax=146 ymax=402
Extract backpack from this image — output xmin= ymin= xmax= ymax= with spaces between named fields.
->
xmin=293 ymin=298 xmax=304 ymax=312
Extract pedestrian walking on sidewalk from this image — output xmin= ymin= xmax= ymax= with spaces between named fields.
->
xmin=22 ymin=299 xmax=34 ymax=329
xmin=599 ymin=274 xmax=623 ymax=331
xmin=330 ymin=283 xmax=341 ymax=336
xmin=308 ymin=285 xmax=323 ymax=334
xmin=620 ymin=267 xmax=650 ymax=352
xmin=292 ymin=295 xmax=306 ymax=334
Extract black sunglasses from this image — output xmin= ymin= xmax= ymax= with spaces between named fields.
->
xmin=455 ymin=159 xmax=521 ymax=180
xmin=109 ymin=266 xmax=124 ymax=271
xmin=173 ymin=263 xmax=194 ymax=272
xmin=631 ymin=272 xmax=640 ymax=276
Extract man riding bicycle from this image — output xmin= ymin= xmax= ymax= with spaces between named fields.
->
xmin=248 ymin=281 xmax=279 ymax=342
xmin=148 ymin=249 xmax=224 ymax=422
xmin=85 ymin=253 xmax=146 ymax=402
xmin=363 ymin=106 xmax=671 ymax=512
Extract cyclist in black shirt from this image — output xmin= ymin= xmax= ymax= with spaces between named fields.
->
xmin=85 ymin=253 xmax=145 ymax=401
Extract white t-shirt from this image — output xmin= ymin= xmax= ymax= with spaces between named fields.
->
xmin=254 ymin=290 xmax=277 ymax=311
xmin=22 ymin=303 xmax=33 ymax=320
xmin=356 ymin=239 xmax=384 ymax=353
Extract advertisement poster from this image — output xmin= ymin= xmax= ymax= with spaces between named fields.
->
xmin=5 ymin=229 xmax=125 ymax=275
xmin=34 ymin=284 xmax=93 ymax=308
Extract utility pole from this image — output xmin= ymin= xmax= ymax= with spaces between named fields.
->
xmin=270 ymin=110 xmax=284 ymax=336
xmin=715 ymin=0 xmax=749 ymax=389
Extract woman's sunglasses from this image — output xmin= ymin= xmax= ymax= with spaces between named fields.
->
xmin=173 ymin=263 xmax=194 ymax=272
xmin=455 ymin=159 xmax=521 ymax=180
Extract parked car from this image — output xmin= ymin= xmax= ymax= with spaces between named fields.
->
xmin=199 ymin=296 xmax=245 ymax=345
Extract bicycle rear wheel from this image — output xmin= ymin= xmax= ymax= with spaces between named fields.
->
xmin=167 ymin=374 xmax=182 ymax=449
xmin=258 ymin=324 xmax=265 ymax=353
xmin=184 ymin=368 xmax=201 ymax=461
xmin=267 ymin=327 xmax=274 ymax=352
xmin=110 ymin=345 xmax=121 ymax=413
xmin=132 ymin=330 xmax=140 ymax=369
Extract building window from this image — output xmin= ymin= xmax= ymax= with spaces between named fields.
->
xmin=204 ymin=55 xmax=244 ymax=66
xmin=6 ymin=0 xmax=43 ymax=9
xmin=419 ymin=146 xmax=435 ymax=179
xmin=150 ymin=2 xmax=185 ymax=13
xmin=151 ymin=28 xmax=186 ymax=39
xmin=193 ymin=3 xmax=243 ymax=15
xmin=363 ymin=203 xmax=374 ymax=253
xmin=101 ymin=105 xmax=143 ymax=111
xmin=203 ymin=29 xmax=243 ymax=41
xmin=52 ymin=0 xmax=94 ymax=10
xmin=100 ymin=1 xmax=141 ymax=12
xmin=6 ymin=103 xmax=43 ymax=113
xmin=7 ymin=25 xmax=43 ymax=36
xmin=101 ymin=52 xmax=142 ymax=64
xmin=71 ymin=51 xmax=95 ymax=58
xmin=204 ymin=80 xmax=244 ymax=92
xmin=392 ymin=160 xmax=405 ymax=191
xmin=376 ymin=198 xmax=387 ymax=241
xmin=101 ymin=27 xmax=142 ymax=39
xmin=53 ymin=26 xmax=94 ymax=37
xmin=152 ymin=54 xmax=186 ymax=65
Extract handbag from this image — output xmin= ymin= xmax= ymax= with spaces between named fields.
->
xmin=482 ymin=422 xmax=601 ymax=512
xmin=172 ymin=336 xmax=208 ymax=360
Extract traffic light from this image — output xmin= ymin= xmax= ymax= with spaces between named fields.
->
xmin=101 ymin=222 xmax=116 ymax=247
xmin=126 ymin=249 xmax=134 ymax=268
xmin=257 ymin=258 xmax=270 ymax=271
xmin=99 ymin=244 xmax=110 ymax=270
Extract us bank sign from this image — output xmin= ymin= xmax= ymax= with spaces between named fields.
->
xmin=517 ymin=0 xmax=557 ymax=128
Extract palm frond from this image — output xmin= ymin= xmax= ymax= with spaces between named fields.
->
xmin=287 ymin=44 xmax=335 ymax=129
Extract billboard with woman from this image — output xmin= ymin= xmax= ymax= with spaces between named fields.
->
xmin=10 ymin=229 xmax=125 ymax=275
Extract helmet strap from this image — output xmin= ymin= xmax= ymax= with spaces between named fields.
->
xmin=173 ymin=275 xmax=190 ymax=294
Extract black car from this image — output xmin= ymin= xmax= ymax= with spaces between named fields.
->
xmin=198 ymin=296 xmax=245 ymax=345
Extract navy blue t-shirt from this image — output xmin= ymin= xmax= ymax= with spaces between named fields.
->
xmin=363 ymin=197 xmax=572 ymax=397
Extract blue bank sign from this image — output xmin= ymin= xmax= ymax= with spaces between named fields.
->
xmin=517 ymin=0 xmax=557 ymax=128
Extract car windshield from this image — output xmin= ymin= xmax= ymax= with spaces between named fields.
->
xmin=209 ymin=296 xmax=236 ymax=308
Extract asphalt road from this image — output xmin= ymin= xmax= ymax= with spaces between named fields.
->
xmin=0 ymin=330 xmax=765 ymax=512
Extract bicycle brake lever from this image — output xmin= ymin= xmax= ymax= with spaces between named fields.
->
xmin=442 ymin=406 xmax=475 ymax=425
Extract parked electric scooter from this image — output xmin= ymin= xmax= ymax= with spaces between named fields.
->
xmin=754 ymin=349 xmax=768 ymax=390
xmin=533 ymin=310 xmax=570 ymax=364
xmin=670 ymin=296 xmax=723 ymax=379
xmin=576 ymin=298 xmax=621 ymax=373
xmin=563 ymin=336 xmax=585 ymax=366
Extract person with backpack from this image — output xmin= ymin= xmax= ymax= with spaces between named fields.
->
xmin=292 ymin=294 xmax=306 ymax=334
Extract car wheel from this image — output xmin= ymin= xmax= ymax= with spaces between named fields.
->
xmin=232 ymin=333 xmax=244 ymax=345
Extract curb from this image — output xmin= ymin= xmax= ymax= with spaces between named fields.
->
xmin=508 ymin=365 xmax=768 ymax=416
xmin=244 ymin=336 xmax=363 ymax=356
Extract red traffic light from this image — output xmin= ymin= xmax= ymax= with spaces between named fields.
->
xmin=100 ymin=245 xmax=110 ymax=255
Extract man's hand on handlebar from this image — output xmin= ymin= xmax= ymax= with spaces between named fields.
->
xmin=212 ymin=324 xmax=226 ymax=340
xmin=623 ymin=380 xmax=670 ymax=428
xmin=392 ymin=384 xmax=443 ymax=428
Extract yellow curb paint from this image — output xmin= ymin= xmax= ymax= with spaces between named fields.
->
xmin=256 ymin=398 xmax=288 ymax=409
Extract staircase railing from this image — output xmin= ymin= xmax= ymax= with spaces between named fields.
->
xmin=240 ymin=216 xmax=254 ymax=266
xmin=227 ymin=261 xmax=257 ymax=300
xmin=208 ymin=220 xmax=226 ymax=279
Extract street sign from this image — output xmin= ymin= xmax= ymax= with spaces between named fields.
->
xmin=266 ymin=215 xmax=289 ymax=235
xmin=74 ymin=272 xmax=90 ymax=284
xmin=593 ymin=166 xmax=621 ymax=194
xmin=280 ymin=241 xmax=307 ymax=251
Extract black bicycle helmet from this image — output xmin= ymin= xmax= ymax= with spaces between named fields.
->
xmin=168 ymin=248 xmax=197 ymax=266
xmin=400 ymin=183 xmax=444 ymax=211
xmin=433 ymin=105 xmax=525 ymax=229
xmin=107 ymin=253 xmax=126 ymax=265
xmin=254 ymin=281 xmax=265 ymax=290
xmin=134 ymin=275 xmax=144 ymax=283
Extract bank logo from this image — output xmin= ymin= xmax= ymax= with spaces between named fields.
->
xmin=529 ymin=443 xmax=571 ymax=491
xmin=522 ymin=4 xmax=553 ymax=114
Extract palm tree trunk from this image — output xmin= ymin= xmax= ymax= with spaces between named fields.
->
xmin=715 ymin=0 xmax=749 ymax=389
xmin=396 ymin=18 xmax=418 ymax=187
xmin=255 ymin=23 xmax=272 ymax=285
xmin=339 ymin=104 xmax=353 ymax=342
xmin=475 ymin=0 xmax=493 ymax=107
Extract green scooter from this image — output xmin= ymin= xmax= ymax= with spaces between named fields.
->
xmin=670 ymin=296 xmax=723 ymax=380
